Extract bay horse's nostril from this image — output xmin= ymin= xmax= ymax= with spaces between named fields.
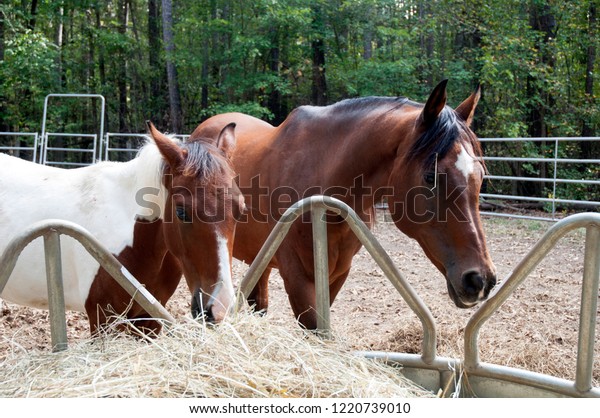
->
xmin=462 ymin=271 xmax=484 ymax=297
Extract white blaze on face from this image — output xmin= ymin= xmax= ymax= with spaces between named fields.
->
xmin=455 ymin=145 xmax=475 ymax=181
xmin=210 ymin=233 xmax=235 ymax=321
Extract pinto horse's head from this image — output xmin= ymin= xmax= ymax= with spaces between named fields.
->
xmin=388 ymin=80 xmax=496 ymax=308
xmin=147 ymin=122 xmax=246 ymax=322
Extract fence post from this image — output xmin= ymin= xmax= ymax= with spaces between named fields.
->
xmin=311 ymin=203 xmax=331 ymax=339
xmin=575 ymin=224 xmax=600 ymax=392
xmin=43 ymin=229 xmax=68 ymax=352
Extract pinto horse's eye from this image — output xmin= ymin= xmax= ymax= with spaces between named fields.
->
xmin=424 ymin=172 xmax=436 ymax=186
xmin=175 ymin=206 xmax=192 ymax=223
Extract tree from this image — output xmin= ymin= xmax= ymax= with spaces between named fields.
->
xmin=582 ymin=1 xmax=597 ymax=142
xmin=310 ymin=3 xmax=328 ymax=106
xmin=161 ymin=0 xmax=182 ymax=132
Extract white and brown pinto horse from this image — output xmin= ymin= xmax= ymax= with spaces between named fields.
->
xmin=0 ymin=122 xmax=244 ymax=334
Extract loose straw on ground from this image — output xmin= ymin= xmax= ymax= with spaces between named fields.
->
xmin=0 ymin=312 xmax=434 ymax=398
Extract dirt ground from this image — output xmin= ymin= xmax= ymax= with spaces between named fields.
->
xmin=1 ymin=211 xmax=598 ymax=387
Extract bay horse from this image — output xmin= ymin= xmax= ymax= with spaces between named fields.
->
xmin=0 ymin=121 xmax=245 ymax=334
xmin=191 ymin=80 xmax=497 ymax=330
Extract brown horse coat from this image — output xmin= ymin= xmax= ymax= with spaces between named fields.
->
xmin=191 ymin=81 xmax=496 ymax=329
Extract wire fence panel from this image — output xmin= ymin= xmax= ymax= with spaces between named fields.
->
xmin=0 ymin=132 xmax=39 ymax=162
xmin=480 ymin=137 xmax=600 ymax=221
xmin=2 ymin=131 xmax=599 ymax=221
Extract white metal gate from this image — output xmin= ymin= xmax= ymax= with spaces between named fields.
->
xmin=39 ymin=94 xmax=106 ymax=166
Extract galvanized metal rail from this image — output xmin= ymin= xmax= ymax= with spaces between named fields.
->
xmin=462 ymin=212 xmax=600 ymax=397
xmin=0 ymin=132 xmax=39 ymax=162
xmin=238 ymin=195 xmax=438 ymax=363
xmin=238 ymin=196 xmax=599 ymax=397
xmin=0 ymin=220 xmax=175 ymax=352
xmin=479 ymin=136 xmax=600 ymax=221
xmin=40 ymin=93 xmax=106 ymax=165
xmin=362 ymin=213 xmax=600 ymax=397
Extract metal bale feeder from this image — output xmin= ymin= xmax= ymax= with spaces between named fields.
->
xmin=0 ymin=196 xmax=598 ymax=397
xmin=238 ymin=196 xmax=600 ymax=398
xmin=0 ymin=219 xmax=175 ymax=352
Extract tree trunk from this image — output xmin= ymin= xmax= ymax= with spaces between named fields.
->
xmin=268 ymin=40 xmax=286 ymax=123
xmin=311 ymin=5 xmax=327 ymax=106
xmin=161 ymin=0 xmax=183 ymax=133
xmin=581 ymin=1 xmax=597 ymax=160
xmin=0 ymin=12 xmax=8 ymax=132
xmin=117 ymin=0 xmax=129 ymax=132
xmin=94 ymin=5 xmax=108 ymax=130
xmin=525 ymin=1 xmax=556 ymax=197
xmin=527 ymin=1 xmax=556 ymax=138
xmin=418 ymin=0 xmax=434 ymax=88
xmin=148 ymin=0 xmax=165 ymax=123
xmin=28 ymin=0 xmax=38 ymax=30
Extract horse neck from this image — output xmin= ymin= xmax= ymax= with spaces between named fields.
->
xmin=323 ymin=111 xmax=414 ymax=201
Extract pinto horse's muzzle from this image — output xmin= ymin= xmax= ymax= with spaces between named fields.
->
xmin=191 ymin=282 xmax=224 ymax=323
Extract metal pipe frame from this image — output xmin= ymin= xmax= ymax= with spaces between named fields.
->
xmin=104 ymin=133 xmax=148 ymax=161
xmin=238 ymin=195 xmax=438 ymax=364
xmin=42 ymin=133 xmax=98 ymax=167
xmin=480 ymin=136 xmax=600 ymax=221
xmin=40 ymin=94 xmax=105 ymax=164
xmin=461 ymin=213 xmax=600 ymax=397
xmin=0 ymin=220 xmax=175 ymax=351
xmin=239 ymin=198 xmax=599 ymax=397
xmin=0 ymin=132 xmax=39 ymax=162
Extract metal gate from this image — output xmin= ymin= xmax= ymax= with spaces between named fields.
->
xmin=0 ymin=132 xmax=39 ymax=162
xmin=39 ymin=94 xmax=106 ymax=166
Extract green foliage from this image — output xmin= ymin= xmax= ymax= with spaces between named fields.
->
xmin=0 ymin=30 xmax=60 ymax=130
xmin=0 ymin=0 xmax=598 ymax=140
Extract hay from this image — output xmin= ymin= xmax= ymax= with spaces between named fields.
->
xmin=0 ymin=312 xmax=434 ymax=398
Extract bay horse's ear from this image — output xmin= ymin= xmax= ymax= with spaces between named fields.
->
xmin=420 ymin=79 xmax=448 ymax=127
xmin=216 ymin=122 xmax=237 ymax=159
xmin=146 ymin=120 xmax=185 ymax=169
xmin=455 ymin=84 xmax=481 ymax=127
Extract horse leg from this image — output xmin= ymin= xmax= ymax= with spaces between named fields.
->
xmin=282 ymin=261 xmax=354 ymax=330
xmin=329 ymin=267 xmax=351 ymax=304
xmin=282 ymin=272 xmax=318 ymax=330
xmin=247 ymin=267 xmax=271 ymax=315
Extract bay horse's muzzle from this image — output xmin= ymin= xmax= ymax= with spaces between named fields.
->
xmin=449 ymin=270 xmax=497 ymax=308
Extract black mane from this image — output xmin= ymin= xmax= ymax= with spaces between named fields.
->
xmin=333 ymin=97 xmax=472 ymax=169
xmin=407 ymin=106 xmax=466 ymax=169
xmin=296 ymin=95 xmax=480 ymax=171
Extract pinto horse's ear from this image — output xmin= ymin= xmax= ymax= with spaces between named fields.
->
xmin=146 ymin=120 xmax=185 ymax=170
xmin=216 ymin=123 xmax=237 ymax=159
xmin=420 ymin=79 xmax=448 ymax=127
xmin=455 ymin=84 xmax=481 ymax=127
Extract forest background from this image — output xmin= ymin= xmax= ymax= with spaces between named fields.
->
xmin=0 ymin=1 xmax=598 ymax=177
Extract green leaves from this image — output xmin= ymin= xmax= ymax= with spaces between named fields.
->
xmin=0 ymin=0 xmax=597 ymax=140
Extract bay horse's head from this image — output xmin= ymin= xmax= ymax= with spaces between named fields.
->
xmin=388 ymin=80 xmax=496 ymax=308
xmin=147 ymin=122 xmax=245 ymax=322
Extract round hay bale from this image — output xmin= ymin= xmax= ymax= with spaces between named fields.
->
xmin=0 ymin=312 xmax=434 ymax=398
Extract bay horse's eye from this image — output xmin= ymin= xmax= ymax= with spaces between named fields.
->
xmin=424 ymin=172 xmax=436 ymax=185
xmin=175 ymin=206 xmax=192 ymax=223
